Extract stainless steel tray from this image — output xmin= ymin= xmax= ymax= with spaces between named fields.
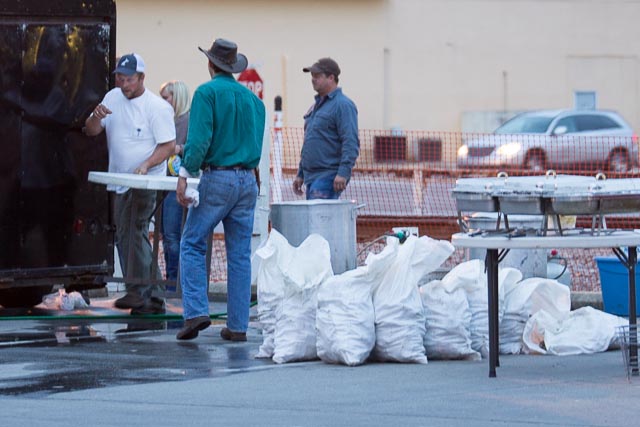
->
xmin=549 ymin=195 xmax=599 ymax=215
xmin=498 ymin=194 xmax=544 ymax=215
xmin=597 ymin=194 xmax=640 ymax=214
xmin=453 ymin=192 xmax=499 ymax=212
xmin=454 ymin=172 xmax=640 ymax=219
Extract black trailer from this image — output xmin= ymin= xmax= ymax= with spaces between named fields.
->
xmin=0 ymin=0 xmax=116 ymax=307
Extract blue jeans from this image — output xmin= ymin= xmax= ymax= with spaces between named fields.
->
xmin=180 ymin=169 xmax=257 ymax=332
xmin=162 ymin=191 xmax=183 ymax=281
xmin=307 ymin=176 xmax=342 ymax=200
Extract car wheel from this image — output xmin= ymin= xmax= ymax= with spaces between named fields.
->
xmin=608 ymin=150 xmax=630 ymax=173
xmin=524 ymin=152 xmax=546 ymax=172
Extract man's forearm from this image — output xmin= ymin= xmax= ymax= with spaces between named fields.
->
xmin=140 ymin=140 xmax=176 ymax=171
xmin=84 ymin=114 xmax=103 ymax=136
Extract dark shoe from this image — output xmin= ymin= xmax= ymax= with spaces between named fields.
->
xmin=130 ymin=299 xmax=166 ymax=315
xmin=176 ymin=316 xmax=211 ymax=340
xmin=220 ymin=327 xmax=247 ymax=342
xmin=114 ymin=293 xmax=145 ymax=309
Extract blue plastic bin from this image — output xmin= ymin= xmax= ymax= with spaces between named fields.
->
xmin=595 ymin=256 xmax=640 ymax=316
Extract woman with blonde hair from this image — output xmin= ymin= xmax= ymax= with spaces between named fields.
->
xmin=159 ymin=80 xmax=190 ymax=282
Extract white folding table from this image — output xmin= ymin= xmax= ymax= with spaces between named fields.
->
xmin=452 ymin=229 xmax=640 ymax=377
xmin=88 ymin=172 xmax=199 ymax=295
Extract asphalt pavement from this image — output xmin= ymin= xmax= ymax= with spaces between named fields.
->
xmin=1 ymin=294 xmax=639 ymax=427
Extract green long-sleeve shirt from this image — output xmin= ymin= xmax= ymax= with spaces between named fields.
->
xmin=182 ymin=74 xmax=265 ymax=175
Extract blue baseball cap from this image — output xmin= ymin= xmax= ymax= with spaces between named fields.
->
xmin=113 ymin=53 xmax=145 ymax=75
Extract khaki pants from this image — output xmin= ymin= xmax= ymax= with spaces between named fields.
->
xmin=113 ymin=189 xmax=161 ymax=299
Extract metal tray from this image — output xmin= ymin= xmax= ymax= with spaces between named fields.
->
xmin=453 ymin=192 xmax=499 ymax=212
xmin=549 ymin=195 xmax=599 ymax=215
xmin=597 ymin=194 xmax=640 ymax=214
xmin=498 ymin=194 xmax=544 ymax=215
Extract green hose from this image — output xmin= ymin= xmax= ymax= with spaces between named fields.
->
xmin=0 ymin=301 xmax=257 ymax=321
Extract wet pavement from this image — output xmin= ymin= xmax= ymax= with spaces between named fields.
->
xmin=0 ymin=296 xmax=270 ymax=397
xmin=3 ymin=294 xmax=640 ymax=426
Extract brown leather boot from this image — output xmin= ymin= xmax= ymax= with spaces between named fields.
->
xmin=176 ymin=316 xmax=211 ymax=340
xmin=220 ymin=327 xmax=247 ymax=342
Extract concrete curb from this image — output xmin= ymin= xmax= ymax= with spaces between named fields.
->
xmin=96 ymin=277 xmax=604 ymax=311
xmin=208 ymin=281 xmax=257 ymax=301
xmin=571 ymin=291 xmax=603 ymax=311
xmin=207 ymin=282 xmax=605 ymax=312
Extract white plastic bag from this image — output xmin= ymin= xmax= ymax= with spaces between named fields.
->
xmin=523 ymin=306 xmax=628 ymax=355
xmin=316 ymin=242 xmax=399 ymax=366
xmin=272 ymin=234 xmax=333 ymax=364
xmin=501 ymin=277 xmax=570 ymax=354
xmin=254 ymin=230 xmax=292 ymax=359
xmin=421 ymin=279 xmax=480 ymax=360
xmin=440 ymin=260 xmax=513 ymax=358
xmin=371 ymin=235 xmax=454 ymax=364
xmin=316 ymin=270 xmax=374 ymax=366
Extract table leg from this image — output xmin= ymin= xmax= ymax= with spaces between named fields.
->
xmin=629 ymin=246 xmax=638 ymax=376
xmin=486 ymin=248 xmax=499 ymax=378
xmin=151 ymin=191 xmax=163 ymax=281
xmin=173 ymin=206 xmax=188 ymax=298
xmin=126 ymin=193 xmax=139 ymax=286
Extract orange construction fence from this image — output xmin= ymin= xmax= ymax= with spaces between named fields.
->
xmin=193 ymin=128 xmax=640 ymax=292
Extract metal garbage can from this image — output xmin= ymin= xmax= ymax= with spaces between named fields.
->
xmin=467 ymin=212 xmax=547 ymax=279
xmin=270 ymin=200 xmax=359 ymax=274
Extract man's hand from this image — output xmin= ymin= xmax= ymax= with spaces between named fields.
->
xmin=133 ymin=140 xmax=175 ymax=176
xmin=293 ymin=176 xmax=304 ymax=195
xmin=333 ymin=175 xmax=347 ymax=193
xmin=176 ymin=176 xmax=193 ymax=208
xmin=92 ymin=104 xmax=112 ymax=120
xmin=133 ymin=163 xmax=148 ymax=175
xmin=84 ymin=103 xmax=111 ymax=136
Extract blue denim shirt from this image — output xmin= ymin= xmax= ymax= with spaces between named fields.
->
xmin=297 ymin=87 xmax=359 ymax=184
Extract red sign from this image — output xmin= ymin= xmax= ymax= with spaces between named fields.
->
xmin=238 ymin=69 xmax=263 ymax=99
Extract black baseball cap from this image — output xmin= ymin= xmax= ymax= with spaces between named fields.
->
xmin=303 ymin=57 xmax=340 ymax=76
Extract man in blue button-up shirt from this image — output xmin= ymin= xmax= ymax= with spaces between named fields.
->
xmin=293 ymin=58 xmax=359 ymax=199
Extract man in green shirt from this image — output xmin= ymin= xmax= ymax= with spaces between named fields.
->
xmin=175 ymin=38 xmax=266 ymax=341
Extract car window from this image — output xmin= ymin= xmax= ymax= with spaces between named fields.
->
xmin=575 ymin=115 xmax=621 ymax=131
xmin=554 ymin=117 xmax=578 ymax=133
xmin=494 ymin=115 xmax=554 ymax=134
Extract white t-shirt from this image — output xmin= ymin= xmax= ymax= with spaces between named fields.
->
xmin=99 ymin=88 xmax=176 ymax=193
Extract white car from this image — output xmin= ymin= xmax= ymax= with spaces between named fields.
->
xmin=457 ymin=109 xmax=638 ymax=173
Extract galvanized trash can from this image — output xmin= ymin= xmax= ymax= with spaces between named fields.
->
xmin=270 ymin=200 xmax=360 ymax=274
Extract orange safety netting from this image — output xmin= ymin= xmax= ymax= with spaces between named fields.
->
xmin=193 ymin=128 xmax=640 ymax=292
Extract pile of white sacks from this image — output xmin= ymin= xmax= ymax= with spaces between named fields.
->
xmin=254 ymin=230 xmax=628 ymax=366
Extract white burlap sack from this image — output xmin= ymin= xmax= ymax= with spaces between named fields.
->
xmin=315 ymin=245 xmax=396 ymax=366
xmin=440 ymin=260 xmax=515 ymax=358
xmin=254 ymin=230 xmax=292 ymax=359
xmin=523 ymin=306 xmax=628 ymax=355
xmin=371 ymin=235 xmax=454 ymax=364
xmin=272 ymin=234 xmax=333 ymax=364
xmin=421 ymin=279 xmax=480 ymax=360
xmin=501 ymin=277 xmax=570 ymax=354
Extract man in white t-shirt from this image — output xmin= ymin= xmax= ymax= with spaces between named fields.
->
xmin=85 ymin=53 xmax=176 ymax=314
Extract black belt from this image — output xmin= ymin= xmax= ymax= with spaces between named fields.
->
xmin=202 ymin=164 xmax=251 ymax=171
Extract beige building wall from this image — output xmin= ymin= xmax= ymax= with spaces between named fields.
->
xmin=116 ymin=0 xmax=386 ymax=130
xmin=388 ymin=0 xmax=640 ymax=133
xmin=116 ymin=0 xmax=640 ymax=134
